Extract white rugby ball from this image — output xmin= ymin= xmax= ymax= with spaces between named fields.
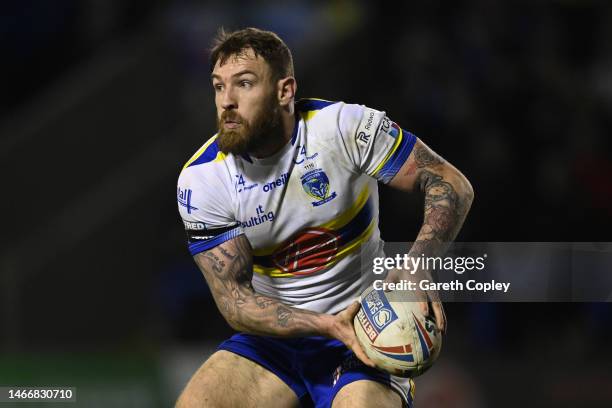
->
xmin=354 ymin=287 xmax=442 ymax=378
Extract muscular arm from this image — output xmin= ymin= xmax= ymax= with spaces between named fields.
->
xmin=194 ymin=235 xmax=332 ymax=337
xmin=194 ymin=235 xmax=374 ymax=365
xmin=388 ymin=138 xmax=474 ymax=260
xmin=387 ymin=139 xmax=474 ymax=330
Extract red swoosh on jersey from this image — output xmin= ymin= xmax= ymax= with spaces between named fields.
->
xmin=271 ymin=228 xmax=340 ymax=275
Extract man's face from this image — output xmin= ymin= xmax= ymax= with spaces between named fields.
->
xmin=211 ymin=48 xmax=282 ymax=155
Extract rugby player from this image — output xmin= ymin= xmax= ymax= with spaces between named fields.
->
xmin=176 ymin=27 xmax=473 ymax=408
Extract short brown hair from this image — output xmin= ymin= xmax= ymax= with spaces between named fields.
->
xmin=210 ymin=27 xmax=294 ymax=82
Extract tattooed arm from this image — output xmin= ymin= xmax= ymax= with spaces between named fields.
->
xmin=388 ymin=138 xmax=474 ymax=248
xmin=193 ymin=235 xmax=375 ymax=366
xmin=387 ymin=138 xmax=474 ymax=331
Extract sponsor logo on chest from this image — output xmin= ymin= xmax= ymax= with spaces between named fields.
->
xmin=177 ymin=187 xmax=198 ymax=214
xmin=262 ymin=172 xmax=289 ymax=193
xmin=241 ymin=205 xmax=275 ymax=229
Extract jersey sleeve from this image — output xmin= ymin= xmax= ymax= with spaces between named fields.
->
xmin=177 ymin=168 xmax=243 ymax=256
xmin=337 ymin=103 xmax=417 ymax=183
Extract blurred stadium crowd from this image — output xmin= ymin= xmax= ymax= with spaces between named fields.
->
xmin=1 ymin=1 xmax=611 ymax=407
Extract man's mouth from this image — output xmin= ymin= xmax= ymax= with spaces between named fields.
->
xmin=223 ymin=119 xmax=241 ymax=129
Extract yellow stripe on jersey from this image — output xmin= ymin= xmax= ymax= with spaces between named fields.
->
xmin=252 ymin=219 xmax=375 ymax=278
xmin=182 ymin=135 xmax=227 ymax=170
xmin=253 ymin=264 xmax=282 ymax=276
xmin=319 ymin=184 xmax=370 ymax=230
xmin=214 ymin=151 xmax=227 ymax=163
xmin=333 ymin=216 xmax=376 ymax=260
xmin=300 ymin=110 xmax=318 ymax=122
xmin=252 ymin=185 xmax=375 ymax=278
xmin=252 ymin=185 xmax=370 ymax=257
xmin=372 ymin=126 xmax=404 ymax=176
xmin=298 ymin=98 xmax=336 ymax=122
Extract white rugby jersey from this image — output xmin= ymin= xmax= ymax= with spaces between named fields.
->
xmin=177 ymin=99 xmax=416 ymax=314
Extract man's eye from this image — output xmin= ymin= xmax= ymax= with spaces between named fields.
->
xmin=239 ymin=80 xmax=252 ymax=88
xmin=213 ymin=84 xmax=223 ymax=92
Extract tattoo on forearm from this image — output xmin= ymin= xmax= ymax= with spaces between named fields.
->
xmin=218 ymin=246 xmax=236 ymax=260
xmin=255 ymin=296 xmax=275 ymax=309
xmin=194 ymin=236 xmax=323 ymax=335
xmin=203 ymin=252 xmax=225 ymax=274
xmin=276 ymin=306 xmax=293 ymax=327
xmin=413 ymin=168 xmax=472 ymax=256
xmin=414 ymin=146 xmax=445 ymax=168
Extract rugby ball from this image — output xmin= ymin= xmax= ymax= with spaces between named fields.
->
xmin=354 ymin=287 xmax=442 ymax=378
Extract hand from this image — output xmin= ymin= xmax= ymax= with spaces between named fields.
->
xmin=327 ymin=302 xmax=376 ymax=368
xmin=417 ymin=290 xmax=447 ymax=334
xmin=387 ymin=268 xmax=447 ymax=334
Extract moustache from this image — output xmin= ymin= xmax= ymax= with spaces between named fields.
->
xmin=220 ymin=111 xmax=244 ymax=124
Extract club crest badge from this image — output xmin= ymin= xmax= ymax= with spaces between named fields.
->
xmin=301 ymin=168 xmax=337 ymax=207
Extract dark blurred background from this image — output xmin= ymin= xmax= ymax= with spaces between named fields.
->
xmin=1 ymin=1 xmax=611 ymax=407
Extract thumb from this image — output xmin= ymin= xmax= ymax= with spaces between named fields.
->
xmin=345 ymin=302 xmax=361 ymax=319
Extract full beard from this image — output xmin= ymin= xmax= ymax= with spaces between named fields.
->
xmin=217 ymin=94 xmax=284 ymax=156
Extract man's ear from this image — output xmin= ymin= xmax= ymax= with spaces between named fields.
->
xmin=277 ymin=77 xmax=297 ymax=106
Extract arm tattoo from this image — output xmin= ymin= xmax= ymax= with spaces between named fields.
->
xmin=218 ymin=245 xmax=236 ymax=260
xmin=414 ymin=146 xmax=445 ymax=168
xmin=255 ymin=296 xmax=275 ymax=309
xmin=203 ymin=252 xmax=225 ymax=274
xmin=193 ymin=235 xmax=325 ymax=336
xmin=276 ymin=306 xmax=293 ymax=327
xmin=412 ymin=166 xmax=471 ymax=257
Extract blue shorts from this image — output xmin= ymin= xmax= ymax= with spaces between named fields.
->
xmin=218 ymin=333 xmax=414 ymax=408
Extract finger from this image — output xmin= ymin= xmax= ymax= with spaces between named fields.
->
xmin=419 ymin=300 xmax=429 ymax=316
xmin=345 ymin=303 xmax=376 ymax=368
xmin=431 ymin=301 xmax=446 ymax=334
xmin=351 ymin=339 xmax=376 ymax=368
xmin=413 ymin=287 xmax=428 ymax=315
xmin=385 ymin=269 xmax=399 ymax=285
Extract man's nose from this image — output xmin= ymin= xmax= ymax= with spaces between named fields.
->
xmin=221 ymin=87 xmax=237 ymax=110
